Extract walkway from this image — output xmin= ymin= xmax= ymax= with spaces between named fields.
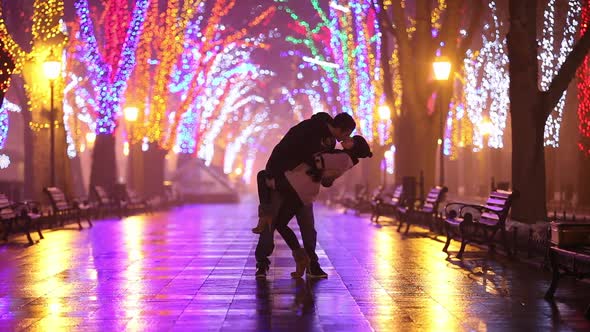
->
xmin=0 ymin=200 xmax=588 ymax=331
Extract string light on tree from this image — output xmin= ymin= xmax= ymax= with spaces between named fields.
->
xmin=462 ymin=0 xmax=509 ymax=152
xmin=577 ymin=0 xmax=590 ymax=155
xmin=539 ymin=0 xmax=581 ymax=147
xmin=74 ymin=0 xmax=149 ymax=135
xmin=277 ymin=0 xmax=387 ymax=146
xmin=0 ymin=99 xmax=21 ymax=149
xmin=0 ymin=154 xmax=10 ymax=169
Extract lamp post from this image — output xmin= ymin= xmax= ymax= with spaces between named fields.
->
xmin=43 ymin=50 xmax=62 ymax=187
xmin=432 ymin=56 xmax=451 ymax=186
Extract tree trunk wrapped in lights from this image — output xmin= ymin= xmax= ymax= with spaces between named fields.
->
xmin=507 ymin=0 xmax=590 ymax=223
xmin=374 ymin=0 xmax=484 ymax=190
xmin=73 ymin=0 xmax=149 ymax=192
xmin=124 ymin=0 xmax=274 ymax=194
xmin=0 ymin=0 xmax=71 ymax=200
xmin=277 ymin=0 xmax=393 ymax=190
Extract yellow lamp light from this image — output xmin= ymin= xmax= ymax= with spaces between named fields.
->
xmin=480 ymin=119 xmax=494 ymax=136
xmin=43 ymin=50 xmax=62 ymax=80
xmin=378 ymin=105 xmax=391 ymax=121
xmin=433 ymin=56 xmax=452 ymax=81
xmin=86 ymin=132 xmax=96 ymax=145
xmin=124 ymin=107 xmax=139 ymax=122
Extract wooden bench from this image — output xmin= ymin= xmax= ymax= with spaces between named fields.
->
xmin=442 ymin=189 xmax=517 ymax=259
xmin=544 ymin=245 xmax=590 ymax=319
xmin=342 ymin=185 xmax=371 ymax=215
xmin=371 ymin=185 xmax=404 ymax=224
xmin=1 ymin=194 xmax=43 ymax=245
xmin=93 ymin=185 xmax=122 ymax=218
xmin=400 ymin=186 xmax=448 ymax=234
xmin=44 ymin=187 xmax=92 ymax=230
xmin=122 ymin=186 xmax=152 ymax=215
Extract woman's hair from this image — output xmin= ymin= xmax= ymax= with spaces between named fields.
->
xmin=349 ymin=135 xmax=372 ymax=159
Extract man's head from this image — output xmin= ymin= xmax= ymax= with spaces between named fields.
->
xmin=329 ymin=113 xmax=356 ymax=142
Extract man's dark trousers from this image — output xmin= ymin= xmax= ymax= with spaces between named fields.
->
xmin=255 ymin=202 xmax=319 ymax=268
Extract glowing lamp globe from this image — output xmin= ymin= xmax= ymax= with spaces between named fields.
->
xmin=124 ymin=107 xmax=139 ymax=122
xmin=378 ymin=105 xmax=391 ymax=121
xmin=86 ymin=132 xmax=96 ymax=145
xmin=433 ymin=57 xmax=451 ymax=81
xmin=43 ymin=51 xmax=62 ymax=80
xmin=480 ymin=119 xmax=494 ymax=137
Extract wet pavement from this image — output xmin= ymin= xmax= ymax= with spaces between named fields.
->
xmin=0 ymin=199 xmax=589 ymax=331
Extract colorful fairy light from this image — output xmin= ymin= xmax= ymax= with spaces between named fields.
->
xmin=0 ymin=7 xmax=25 ymax=74
xmin=136 ymin=0 xmax=202 ymax=145
xmin=539 ymin=0 xmax=581 ymax=147
xmin=172 ymin=22 xmax=269 ymax=154
xmin=126 ymin=0 xmax=273 ymax=155
xmin=278 ymin=0 xmax=388 ymax=146
xmin=0 ymin=41 xmax=15 ymax=95
xmin=0 ymin=154 xmax=10 ymax=169
xmin=448 ymin=0 xmax=581 ymax=157
xmin=0 ymin=99 xmax=21 ymax=150
xmin=578 ymin=0 xmax=590 ymax=155
xmin=1 ymin=0 xmax=68 ymax=136
xmin=62 ymin=72 xmax=98 ymax=158
xmin=224 ymin=104 xmax=268 ymax=174
xmin=74 ymin=0 xmax=149 ymax=134
xmin=461 ymin=0 xmax=509 ymax=152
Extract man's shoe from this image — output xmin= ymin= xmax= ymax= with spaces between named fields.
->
xmin=255 ymin=265 xmax=269 ymax=278
xmin=306 ymin=264 xmax=328 ymax=278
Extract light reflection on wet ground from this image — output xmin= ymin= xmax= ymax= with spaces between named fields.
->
xmin=0 ymin=201 xmax=588 ymax=331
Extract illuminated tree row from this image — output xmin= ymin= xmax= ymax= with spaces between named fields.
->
xmin=448 ymin=0 xmax=581 ymax=159
xmin=277 ymin=0 xmax=389 ymax=145
xmin=128 ymin=0 xmax=202 ymax=146
xmin=74 ymin=0 xmax=149 ymax=135
xmin=223 ymin=100 xmax=270 ymax=174
xmin=1 ymin=0 xmax=67 ymax=131
xmin=125 ymin=0 xmax=274 ymax=155
xmin=458 ymin=0 xmax=508 ymax=153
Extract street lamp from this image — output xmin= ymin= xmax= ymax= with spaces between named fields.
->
xmin=432 ymin=56 xmax=451 ymax=186
xmin=378 ymin=105 xmax=391 ymax=121
xmin=124 ymin=106 xmax=139 ymax=123
xmin=43 ymin=49 xmax=62 ymax=187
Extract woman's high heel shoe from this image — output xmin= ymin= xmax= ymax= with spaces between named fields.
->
xmin=251 ymin=216 xmax=272 ymax=234
xmin=291 ymin=248 xmax=310 ymax=278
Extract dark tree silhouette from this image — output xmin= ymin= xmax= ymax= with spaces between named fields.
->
xmin=507 ymin=0 xmax=590 ymax=223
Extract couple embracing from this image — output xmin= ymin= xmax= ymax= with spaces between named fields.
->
xmin=252 ymin=112 xmax=372 ymax=278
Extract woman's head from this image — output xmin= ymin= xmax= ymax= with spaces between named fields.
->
xmin=342 ymin=135 xmax=373 ymax=159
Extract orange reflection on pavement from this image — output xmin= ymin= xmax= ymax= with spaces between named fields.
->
xmin=122 ymin=215 xmax=146 ymax=330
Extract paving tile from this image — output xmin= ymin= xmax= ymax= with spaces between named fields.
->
xmin=0 ymin=201 xmax=588 ymax=331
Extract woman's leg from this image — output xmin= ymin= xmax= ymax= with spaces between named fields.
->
xmin=274 ymin=199 xmax=312 ymax=278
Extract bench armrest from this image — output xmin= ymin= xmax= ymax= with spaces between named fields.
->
xmin=453 ymin=203 xmax=503 ymax=222
xmin=444 ymin=202 xmax=486 ymax=220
